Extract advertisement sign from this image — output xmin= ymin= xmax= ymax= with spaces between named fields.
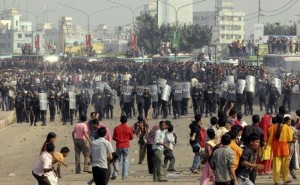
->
xmin=35 ymin=34 xmax=40 ymax=49
xmin=172 ymin=31 xmax=180 ymax=49
xmin=85 ymin=34 xmax=92 ymax=48
xmin=254 ymin=24 xmax=264 ymax=45
xmin=131 ymin=34 xmax=137 ymax=49
xmin=211 ymin=26 xmax=220 ymax=45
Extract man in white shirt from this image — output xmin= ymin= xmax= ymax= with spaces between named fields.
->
xmin=163 ymin=124 xmax=177 ymax=171
xmin=32 ymin=143 xmax=55 ymax=185
xmin=91 ymin=127 xmax=113 ymax=185
xmin=152 ymin=121 xmax=169 ymax=182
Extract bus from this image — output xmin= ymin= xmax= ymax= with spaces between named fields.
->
xmin=263 ymin=54 xmax=300 ymax=73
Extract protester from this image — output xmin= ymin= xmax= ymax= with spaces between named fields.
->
xmin=163 ymin=124 xmax=177 ymax=172
xmin=200 ymin=128 xmax=216 ymax=185
xmin=32 ymin=143 xmax=56 ymax=185
xmin=228 ymin=129 xmax=243 ymax=171
xmin=40 ymin=132 xmax=57 ymax=155
xmin=236 ymin=134 xmax=264 ymax=185
xmin=146 ymin=124 xmax=160 ymax=174
xmin=91 ymin=127 xmax=113 ymax=185
xmin=52 ymin=146 xmax=70 ymax=178
xmin=152 ymin=120 xmax=169 ymax=182
xmin=210 ymin=133 xmax=238 ymax=185
xmin=71 ymin=115 xmax=92 ymax=174
xmin=111 ymin=115 xmax=134 ymax=180
xmin=267 ymin=114 xmax=294 ymax=185
xmin=133 ymin=116 xmax=149 ymax=165
xmin=189 ymin=114 xmax=203 ymax=174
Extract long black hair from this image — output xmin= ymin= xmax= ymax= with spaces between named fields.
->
xmin=275 ymin=114 xmax=284 ymax=140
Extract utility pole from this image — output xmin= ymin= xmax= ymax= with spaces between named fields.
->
xmin=257 ymin=0 xmax=261 ymax=66
xmin=258 ymin=0 xmax=261 ymax=23
xmin=214 ymin=0 xmax=218 ymax=63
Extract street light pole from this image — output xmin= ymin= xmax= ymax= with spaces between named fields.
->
xmin=158 ymin=0 xmax=206 ymax=62
xmin=107 ymin=0 xmax=145 ymax=60
xmin=60 ymin=3 xmax=117 ymax=55
xmin=20 ymin=8 xmax=61 ymax=56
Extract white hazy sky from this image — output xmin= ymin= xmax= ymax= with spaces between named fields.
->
xmin=2 ymin=0 xmax=300 ymax=37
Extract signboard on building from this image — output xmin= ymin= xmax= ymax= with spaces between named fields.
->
xmin=253 ymin=24 xmax=264 ymax=45
xmin=211 ymin=26 xmax=220 ymax=45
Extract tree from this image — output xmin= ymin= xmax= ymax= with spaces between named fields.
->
xmin=135 ymin=12 xmax=160 ymax=55
xmin=134 ymin=12 xmax=212 ymax=55
xmin=264 ymin=22 xmax=296 ymax=35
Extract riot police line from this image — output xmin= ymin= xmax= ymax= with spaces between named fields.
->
xmin=0 ymin=58 xmax=299 ymax=124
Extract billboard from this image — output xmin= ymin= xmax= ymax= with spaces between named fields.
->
xmin=211 ymin=26 xmax=220 ymax=45
xmin=64 ymin=38 xmax=103 ymax=54
xmin=253 ymin=24 xmax=264 ymax=45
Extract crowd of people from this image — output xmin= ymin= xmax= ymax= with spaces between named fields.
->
xmin=198 ymin=105 xmax=300 ymax=185
xmin=31 ymin=104 xmax=300 ymax=185
xmin=0 ymin=57 xmax=299 ymax=185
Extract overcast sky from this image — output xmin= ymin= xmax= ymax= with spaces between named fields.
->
xmin=2 ymin=0 xmax=300 ymax=37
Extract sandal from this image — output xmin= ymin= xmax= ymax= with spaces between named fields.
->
xmin=190 ymin=168 xmax=200 ymax=174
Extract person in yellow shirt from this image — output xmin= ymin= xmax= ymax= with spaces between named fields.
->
xmin=267 ymin=115 xmax=293 ymax=185
xmin=228 ymin=127 xmax=243 ymax=171
xmin=52 ymin=147 xmax=70 ymax=178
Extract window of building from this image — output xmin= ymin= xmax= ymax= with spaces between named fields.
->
xmin=7 ymin=43 xmax=10 ymax=48
xmin=7 ymin=34 xmax=11 ymax=38
xmin=18 ymin=34 xmax=22 ymax=38
xmin=221 ymin=34 xmax=225 ymax=39
xmin=221 ymin=25 xmax=225 ymax=30
xmin=17 ymin=43 xmax=22 ymax=48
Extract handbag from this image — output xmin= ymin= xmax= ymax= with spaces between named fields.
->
xmin=262 ymin=146 xmax=271 ymax=161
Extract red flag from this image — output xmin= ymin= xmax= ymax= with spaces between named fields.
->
xmin=35 ymin=35 xmax=40 ymax=49
xmin=131 ymin=34 xmax=137 ymax=49
xmin=86 ymin=34 xmax=92 ymax=48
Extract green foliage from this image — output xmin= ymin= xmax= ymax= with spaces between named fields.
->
xmin=134 ymin=12 xmax=212 ymax=55
xmin=264 ymin=23 xmax=296 ymax=35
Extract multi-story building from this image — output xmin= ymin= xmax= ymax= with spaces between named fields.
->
xmin=193 ymin=0 xmax=245 ymax=45
xmin=157 ymin=0 xmax=193 ymax=27
xmin=0 ymin=8 xmax=36 ymax=54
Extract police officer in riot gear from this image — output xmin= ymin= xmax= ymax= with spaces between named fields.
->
xmin=104 ymin=88 xmax=114 ymax=119
xmin=77 ymin=89 xmax=90 ymax=118
xmin=236 ymin=88 xmax=244 ymax=113
xmin=282 ymin=82 xmax=293 ymax=113
xmin=204 ymin=84 xmax=214 ymax=117
xmin=191 ymin=83 xmax=203 ymax=116
xmin=48 ymin=90 xmax=57 ymax=122
xmin=15 ymin=91 xmax=24 ymax=123
xmin=136 ymin=87 xmax=144 ymax=117
xmin=255 ymin=84 xmax=267 ymax=112
xmin=181 ymin=84 xmax=190 ymax=116
xmin=245 ymin=91 xmax=254 ymax=116
xmin=92 ymin=89 xmax=104 ymax=119
xmin=39 ymin=90 xmax=47 ymax=126
xmin=143 ymin=88 xmax=151 ymax=118
xmin=60 ymin=91 xmax=70 ymax=125
xmin=267 ymin=84 xmax=280 ymax=115
xmin=130 ymin=88 xmax=137 ymax=118
xmin=32 ymin=93 xmax=40 ymax=126
xmin=160 ymin=86 xmax=169 ymax=118
xmin=25 ymin=91 xmax=34 ymax=123
xmin=171 ymin=84 xmax=182 ymax=119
